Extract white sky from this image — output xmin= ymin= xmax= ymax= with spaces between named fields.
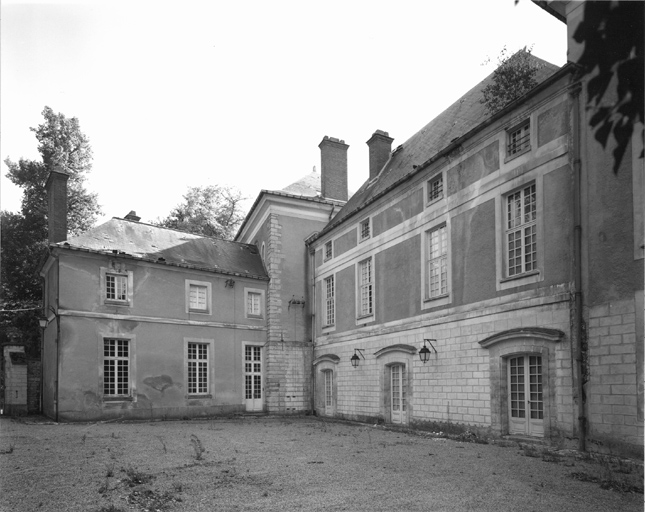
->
xmin=1 ymin=0 xmax=566 ymax=226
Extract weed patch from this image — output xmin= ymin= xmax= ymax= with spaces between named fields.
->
xmin=121 ymin=466 xmax=154 ymax=487
xmin=190 ymin=434 xmax=205 ymax=460
xmin=126 ymin=488 xmax=182 ymax=511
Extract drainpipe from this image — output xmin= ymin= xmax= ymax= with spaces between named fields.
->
xmin=308 ymin=246 xmax=317 ymax=414
xmin=571 ymin=81 xmax=586 ymax=452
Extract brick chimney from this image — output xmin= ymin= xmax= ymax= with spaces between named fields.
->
xmin=45 ymin=166 xmax=69 ymax=244
xmin=319 ymin=136 xmax=349 ymax=201
xmin=124 ymin=211 xmax=141 ymax=222
xmin=367 ymin=130 xmax=394 ymax=180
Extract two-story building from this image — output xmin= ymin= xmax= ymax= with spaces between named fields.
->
xmin=40 ymin=170 xmax=269 ymax=421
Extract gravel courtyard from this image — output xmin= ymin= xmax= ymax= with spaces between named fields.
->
xmin=0 ymin=415 xmax=642 ymax=512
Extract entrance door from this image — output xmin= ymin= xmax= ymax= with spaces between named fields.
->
xmin=508 ymin=355 xmax=544 ymax=436
xmin=245 ymin=345 xmax=263 ymax=411
xmin=391 ymin=364 xmax=407 ymax=424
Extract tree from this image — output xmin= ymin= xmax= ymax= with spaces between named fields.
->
xmin=156 ymin=185 xmax=245 ymax=240
xmin=573 ymin=1 xmax=644 ymax=172
xmin=481 ymin=46 xmax=543 ymax=115
xmin=1 ymin=107 xmax=102 ymax=356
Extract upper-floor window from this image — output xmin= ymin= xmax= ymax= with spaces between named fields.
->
xmin=358 ymin=257 xmax=373 ymax=318
xmin=324 ymin=240 xmax=333 ymax=261
xmin=106 ymin=274 xmax=128 ymax=302
xmin=103 ymin=338 xmax=130 ymax=397
xmin=245 ymin=288 xmax=265 ymax=319
xmin=427 ymin=174 xmax=444 ymax=204
xmin=506 ymin=183 xmax=537 ymax=277
xmin=426 ymin=224 xmax=448 ymax=298
xmin=186 ymin=280 xmax=212 ymax=314
xmin=101 ymin=266 xmax=133 ymax=306
xmin=507 ymin=120 xmax=530 ymax=157
xmin=359 ymin=218 xmax=371 ymax=242
xmin=247 ymin=292 xmax=261 ymax=316
xmin=324 ymin=276 xmax=335 ymax=326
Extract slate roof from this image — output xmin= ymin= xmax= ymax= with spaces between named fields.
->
xmin=58 ymin=218 xmax=268 ymax=280
xmin=327 ymin=54 xmax=561 ymax=229
xmin=281 ymin=170 xmax=322 ymax=197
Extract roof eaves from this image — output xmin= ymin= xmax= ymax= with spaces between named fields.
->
xmin=51 ymin=243 xmax=270 ymax=281
xmin=235 ymin=189 xmax=346 ymax=241
xmin=307 ymin=63 xmax=575 ymax=245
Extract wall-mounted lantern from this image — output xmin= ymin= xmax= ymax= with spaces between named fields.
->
xmin=419 ymin=338 xmax=437 ymax=363
xmin=350 ymin=348 xmax=365 ymax=368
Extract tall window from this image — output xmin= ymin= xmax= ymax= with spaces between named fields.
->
xmin=427 ymin=225 xmax=448 ymax=298
xmin=427 ymin=174 xmax=444 ymax=204
xmin=106 ymin=274 xmax=128 ymax=302
xmin=189 ymin=284 xmax=208 ymax=311
xmin=359 ymin=218 xmax=371 ymax=241
xmin=358 ymin=257 xmax=373 ymax=317
xmin=507 ymin=121 xmax=530 ymax=157
xmin=247 ymin=291 xmax=261 ymax=317
xmin=506 ymin=183 xmax=537 ymax=277
xmin=324 ymin=276 xmax=335 ymax=326
xmin=187 ymin=342 xmax=208 ymax=395
xmin=103 ymin=339 xmax=129 ymax=397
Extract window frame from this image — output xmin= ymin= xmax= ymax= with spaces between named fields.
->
xmin=506 ymin=119 xmax=531 ymax=160
xmin=323 ymin=275 xmax=335 ymax=327
xmin=324 ymin=240 xmax=333 ymax=262
xmin=425 ymin=223 xmax=449 ymax=300
xmin=504 ymin=182 xmax=537 ymax=278
xmin=100 ymin=266 xmax=133 ymax=307
xmin=356 ymin=256 xmax=374 ymax=322
xmin=495 ymin=176 xmax=544 ymax=292
xmin=184 ymin=338 xmax=213 ymax=398
xmin=244 ymin=288 xmax=265 ymax=319
xmin=185 ymin=279 xmax=212 ymax=315
xmin=421 ymin=217 xmax=452 ymax=310
xmin=359 ymin=218 xmax=371 ymax=242
xmin=426 ymin=173 xmax=444 ymax=206
xmin=99 ymin=333 xmax=136 ymax=402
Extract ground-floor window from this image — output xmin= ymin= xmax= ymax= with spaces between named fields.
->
xmin=103 ymin=338 xmax=130 ymax=397
xmin=187 ymin=342 xmax=209 ymax=395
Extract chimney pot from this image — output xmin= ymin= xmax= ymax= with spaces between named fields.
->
xmin=319 ymin=136 xmax=349 ymax=202
xmin=45 ymin=166 xmax=70 ymax=244
xmin=366 ymin=130 xmax=394 ymax=180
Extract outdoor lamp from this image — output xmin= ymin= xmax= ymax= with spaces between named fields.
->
xmin=420 ymin=339 xmax=437 ymax=363
xmin=350 ymin=349 xmax=364 ymax=368
xmin=39 ymin=316 xmax=49 ymax=329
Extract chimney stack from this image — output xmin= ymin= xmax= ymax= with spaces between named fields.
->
xmin=366 ymin=130 xmax=394 ymax=180
xmin=319 ymin=136 xmax=349 ymax=202
xmin=45 ymin=166 xmax=69 ymax=244
xmin=124 ymin=211 xmax=141 ymax=222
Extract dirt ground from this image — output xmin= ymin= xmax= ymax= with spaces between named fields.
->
xmin=0 ymin=415 xmax=642 ymax=512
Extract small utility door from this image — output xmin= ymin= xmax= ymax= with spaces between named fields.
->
xmin=508 ymin=355 xmax=544 ymax=437
xmin=390 ymin=364 xmax=407 ymax=424
xmin=244 ymin=345 xmax=263 ymax=412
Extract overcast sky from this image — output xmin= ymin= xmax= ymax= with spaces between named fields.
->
xmin=1 ymin=0 xmax=566 ymax=226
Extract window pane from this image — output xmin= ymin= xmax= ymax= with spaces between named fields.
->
xmin=189 ymin=284 xmax=208 ymax=311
